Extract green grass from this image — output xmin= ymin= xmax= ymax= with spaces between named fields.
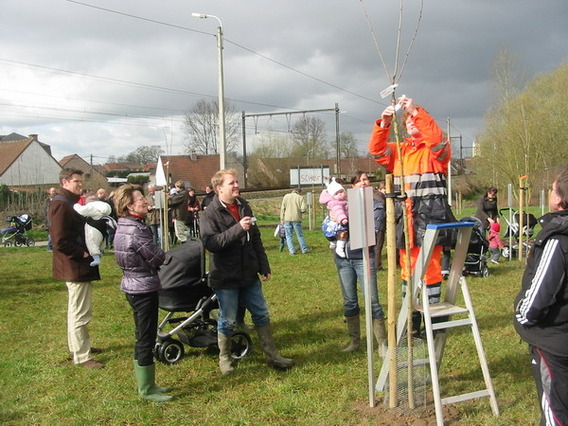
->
xmin=0 ymin=208 xmax=542 ymax=425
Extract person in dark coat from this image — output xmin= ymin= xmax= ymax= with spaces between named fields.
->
xmin=514 ymin=165 xmax=568 ymax=425
xmin=113 ymin=184 xmax=173 ymax=402
xmin=475 ymin=187 xmax=499 ymax=235
xmin=48 ymin=168 xmax=102 ymax=369
xmin=200 ymin=169 xmax=294 ymax=375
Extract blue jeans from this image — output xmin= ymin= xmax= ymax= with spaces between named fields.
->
xmin=149 ymin=224 xmax=160 ymax=245
xmin=334 ymin=255 xmax=384 ymax=319
xmin=284 ymin=221 xmax=308 ymax=254
xmin=214 ymin=279 xmax=270 ymax=336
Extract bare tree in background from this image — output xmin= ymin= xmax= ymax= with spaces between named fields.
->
xmin=109 ymin=145 xmax=163 ymax=165
xmin=475 ymin=53 xmax=568 ymax=197
xmin=339 ymin=132 xmax=359 ymax=158
xmin=252 ymin=130 xmax=293 ymax=158
xmin=290 ymin=115 xmax=329 ymax=159
xmin=183 ymin=99 xmax=240 ymax=155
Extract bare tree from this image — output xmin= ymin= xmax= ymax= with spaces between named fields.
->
xmin=124 ymin=145 xmax=163 ymax=165
xmin=183 ymin=99 xmax=240 ymax=155
xmin=339 ymin=132 xmax=359 ymax=158
xmin=475 ymin=57 xmax=568 ymax=197
xmin=252 ymin=130 xmax=293 ymax=158
xmin=290 ymin=115 xmax=329 ymax=159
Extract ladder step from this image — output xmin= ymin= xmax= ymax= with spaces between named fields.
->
xmin=432 ymin=318 xmax=472 ymax=330
xmin=414 ymin=302 xmax=469 ymax=317
xmin=442 ymin=389 xmax=491 ymax=405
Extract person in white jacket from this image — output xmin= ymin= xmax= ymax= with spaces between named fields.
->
xmin=74 ymin=198 xmax=112 ymax=266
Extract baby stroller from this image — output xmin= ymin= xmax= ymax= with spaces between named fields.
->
xmin=498 ymin=208 xmax=538 ymax=258
xmin=460 ymin=216 xmax=489 ymax=277
xmin=154 ymin=238 xmax=252 ymax=365
xmin=1 ymin=214 xmax=35 ymax=247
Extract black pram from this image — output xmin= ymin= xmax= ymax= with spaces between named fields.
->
xmin=460 ymin=216 xmax=489 ymax=277
xmin=155 ymin=238 xmax=252 ymax=364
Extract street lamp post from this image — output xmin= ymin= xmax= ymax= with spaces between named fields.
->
xmin=192 ymin=12 xmax=226 ymax=170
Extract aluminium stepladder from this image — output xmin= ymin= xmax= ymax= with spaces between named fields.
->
xmin=376 ymin=222 xmax=499 ymax=426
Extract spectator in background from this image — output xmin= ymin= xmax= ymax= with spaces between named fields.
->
xmin=186 ymin=188 xmax=201 ymax=238
xmin=280 ymin=188 xmax=309 ymax=255
xmin=168 ymin=180 xmax=189 ymax=243
xmin=201 ymin=185 xmax=215 ymax=210
xmin=145 ymin=184 xmax=162 ymax=245
xmin=475 ymin=187 xmax=499 ymax=236
xmin=45 ymin=187 xmax=57 ymax=252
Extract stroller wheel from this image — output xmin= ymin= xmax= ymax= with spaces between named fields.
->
xmin=158 ymin=339 xmax=184 ymax=365
xmin=3 ymin=241 xmax=12 ymax=247
xmin=502 ymin=247 xmax=510 ymax=259
xmin=230 ymin=331 xmax=253 ymax=360
xmin=26 ymin=238 xmax=35 ymax=247
xmin=482 ymin=267 xmax=489 ymax=278
xmin=14 ymin=239 xmax=23 ymax=247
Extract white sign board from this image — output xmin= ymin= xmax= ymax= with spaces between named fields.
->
xmin=290 ymin=167 xmax=330 ymax=186
xmin=347 ymin=186 xmax=376 ymax=250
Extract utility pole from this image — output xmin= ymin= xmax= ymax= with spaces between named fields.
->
xmin=447 ymin=117 xmax=452 ymax=207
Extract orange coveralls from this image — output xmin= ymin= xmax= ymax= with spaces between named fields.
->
xmin=368 ymin=107 xmax=452 ymax=285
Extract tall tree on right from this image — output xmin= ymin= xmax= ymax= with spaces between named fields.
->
xmin=474 ymin=50 xmax=568 ymax=199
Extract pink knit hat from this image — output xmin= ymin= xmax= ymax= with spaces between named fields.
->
xmin=490 ymin=222 xmax=500 ymax=232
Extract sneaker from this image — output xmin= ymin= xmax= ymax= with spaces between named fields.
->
xmin=80 ymin=359 xmax=104 ymax=369
xmin=491 ymin=260 xmax=499 ymax=265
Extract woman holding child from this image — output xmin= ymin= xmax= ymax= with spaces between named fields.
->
xmin=321 ymin=171 xmax=386 ymax=354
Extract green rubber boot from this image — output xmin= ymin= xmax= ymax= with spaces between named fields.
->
xmin=341 ymin=315 xmax=361 ymax=352
xmin=134 ymin=361 xmax=173 ymax=402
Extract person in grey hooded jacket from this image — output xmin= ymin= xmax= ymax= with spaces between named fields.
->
xmin=114 ymin=184 xmax=173 ymax=402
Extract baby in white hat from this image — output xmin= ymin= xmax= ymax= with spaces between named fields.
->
xmin=319 ymin=178 xmax=349 ymax=257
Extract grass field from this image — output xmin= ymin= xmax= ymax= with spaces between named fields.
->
xmin=0 ymin=205 xmax=543 ymax=425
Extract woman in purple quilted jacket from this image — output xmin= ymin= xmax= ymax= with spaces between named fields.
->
xmin=113 ymin=184 xmax=173 ymax=402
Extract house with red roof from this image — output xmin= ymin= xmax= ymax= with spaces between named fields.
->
xmin=0 ymin=133 xmax=61 ymax=186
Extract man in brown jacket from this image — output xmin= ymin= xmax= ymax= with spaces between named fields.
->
xmin=49 ymin=168 xmax=103 ymax=369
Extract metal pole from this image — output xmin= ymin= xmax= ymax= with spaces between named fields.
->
xmin=447 ymin=117 xmax=452 ymax=207
xmin=192 ymin=13 xmax=226 ymax=170
xmin=335 ymin=102 xmax=340 ymax=177
xmin=242 ymin=111 xmax=247 ymax=188
xmin=216 ymin=23 xmax=226 ymax=170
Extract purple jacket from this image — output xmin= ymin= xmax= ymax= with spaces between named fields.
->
xmin=114 ymin=216 xmax=168 ymax=294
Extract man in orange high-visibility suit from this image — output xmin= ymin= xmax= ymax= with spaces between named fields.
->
xmin=368 ymin=96 xmax=455 ymax=336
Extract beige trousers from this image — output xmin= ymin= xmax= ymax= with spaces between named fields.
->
xmin=174 ymin=219 xmax=188 ymax=243
xmin=66 ymin=281 xmax=93 ymax=364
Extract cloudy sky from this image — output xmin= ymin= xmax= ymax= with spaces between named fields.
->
xmin=1 ymin=0 xmax=567 ymax=164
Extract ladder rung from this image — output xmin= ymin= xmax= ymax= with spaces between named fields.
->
xmin=414 ymin=302 xmax=469 ymax=317
xmin=432 ymin=318 xmax=472 ymax=330
xmin=442 ymin=389 xmax=491 ymax=405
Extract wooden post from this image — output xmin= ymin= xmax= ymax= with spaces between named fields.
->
xmin=518 ymin=175 xmax=528 ymax=262
xmin=385 ymin=174 xmax=398 ymax=408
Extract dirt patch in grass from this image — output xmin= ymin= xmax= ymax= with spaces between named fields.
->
xmin=353 ymin=397 xmax=462 ymax=425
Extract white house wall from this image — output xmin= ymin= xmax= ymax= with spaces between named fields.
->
xmin=0 ymin=142 xmax=61 ymax=186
